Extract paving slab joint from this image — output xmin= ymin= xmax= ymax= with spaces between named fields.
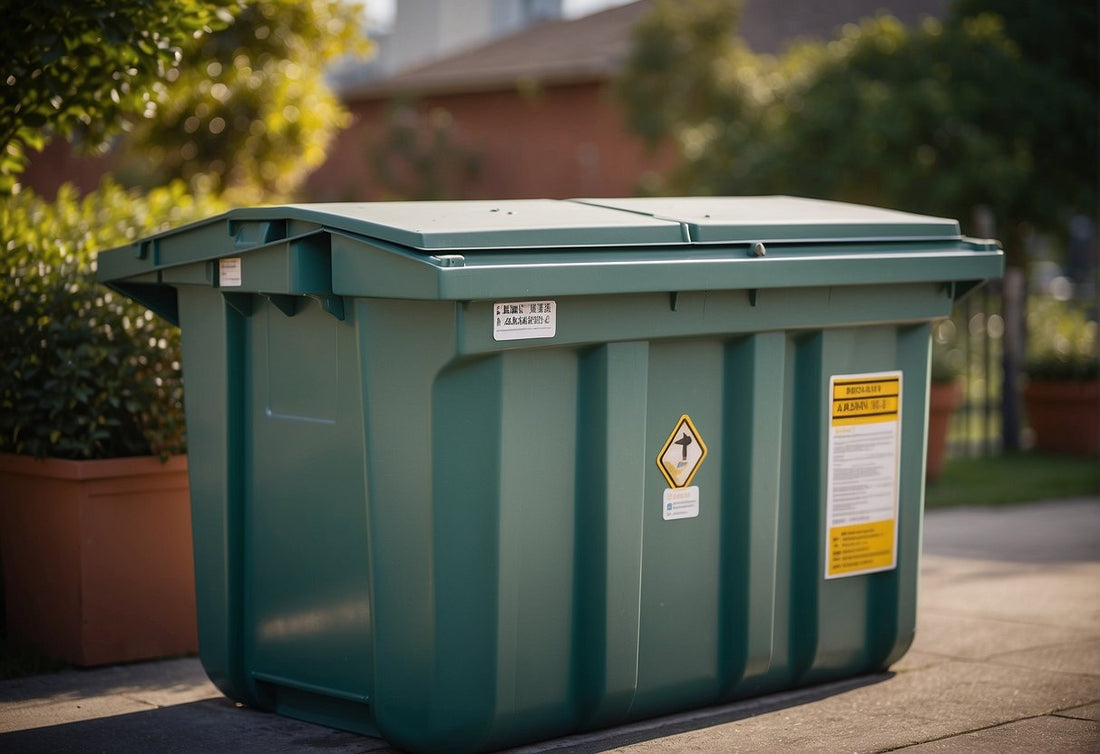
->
xmin=880 ymin=713 xmax=1075 ymax=751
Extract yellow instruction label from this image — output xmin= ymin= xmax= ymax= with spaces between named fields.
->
xmin=825 ymin=371 xmax=902 ymax=579
xmin=827 ymin=519 xmax=897 ymax=577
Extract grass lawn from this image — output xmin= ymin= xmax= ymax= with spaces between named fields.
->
xmin=926 ymin=451 xmax=1100 ymax=509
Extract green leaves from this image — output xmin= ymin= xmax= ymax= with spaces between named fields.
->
xmin=1026 ymin=298 xmax=1099 ymax=381
xmin=0 ymin=0 xmax=237 ymax=195
xmin=616 ymin=0 xmax=1097 ymax=240
xmin=0 ymin=1 xmax=374 ymax=457
xmin=0 ymin=180 xmax=225 ymax=459
xmin=618 ymin=0 xmax=749 ymax=149
xmin=3 ymin=0 xmax=371 ymax=201
xmin=122 ymin=0 xmax=372 ymax=201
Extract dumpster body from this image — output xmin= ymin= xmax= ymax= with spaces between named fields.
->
xmin=99 ymin=197 xmax=1002 ymax=752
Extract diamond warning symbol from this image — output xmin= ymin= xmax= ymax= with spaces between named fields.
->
xmin=657 ymin=414 xmax=707 ymax=488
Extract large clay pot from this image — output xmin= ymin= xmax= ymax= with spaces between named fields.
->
xmin=0 ymin=454 xmax=197 ymax=666
xmin=1024 ymin=380 xmax=1100 ymax=457
xmin=926 ymin=380 xmax=962 ymax=480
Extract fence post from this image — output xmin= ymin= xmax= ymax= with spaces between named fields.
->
xmin=1001 ymin=267 xmax=1025 ymax=452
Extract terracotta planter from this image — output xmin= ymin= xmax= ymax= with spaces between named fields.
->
xmin=1024 ymin=380 xmax=1100 ymax=456
xmin=0 ymin=454 xmax=197 ymax=666
xmin=926 ymin=380 xmax=962 ymax=481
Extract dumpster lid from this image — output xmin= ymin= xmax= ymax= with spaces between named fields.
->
xmin=99 ymin=195 xmax=1000 ymax=314
xmin=574 ymin=196 xmax=961 ymax=243
xmin=235 ymin=199 xmax=688 ymax=250
xmin=103 ymin=197 xmax=963 ymax=263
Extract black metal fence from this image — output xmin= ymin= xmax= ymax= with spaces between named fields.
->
xmin=942 ymin=247 xmax=1098 ymax=461
xmin=942 ymin=277 xmax=1004 ymax=458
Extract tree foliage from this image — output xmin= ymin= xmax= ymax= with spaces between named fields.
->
xmin=722 ymin=16 xmax=1041 ymax=226
xmin=950 ymin=0 xmax=1098 ymax=225
xmin=618 ymin=0 xmax=751 ymax=148
xmin=3 ymin=0 xmax=371 ymax=201
xmin=0 ymin=0 xmax=371 ymax=460
xmin=0 ymin=0 xmax=235 ymax=195
xmin=617 ymin=0 xmax=1098 ymax=245
xmin=122 ymin=0 xmax=371 ymax=200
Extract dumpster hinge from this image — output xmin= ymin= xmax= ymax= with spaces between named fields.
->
xmin=314 ymin=295 xmax=346 ymax=321
xmin=951 ymin=279 xmax=988 ymax=302
xmin=266 ymin=294 xmax=299 ymax=317
xmin=223 ymin=292 xmax=253 ymax=317
xmin=748 ymin=289 xmax=759 ymax=307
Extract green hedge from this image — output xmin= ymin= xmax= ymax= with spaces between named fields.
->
xmin=0 ymin=181 xmax=224 ymax=459
xmin=1026 ymin=296 xmax=1099 ymax=381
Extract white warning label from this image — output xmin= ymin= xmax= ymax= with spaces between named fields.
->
xmin=493 ymin=300 xmax=556 ymax=341
xmin=663 ymin=486 xmax=700 ymax=520
xmin=219 ymin=258 xmax=242 ymax=287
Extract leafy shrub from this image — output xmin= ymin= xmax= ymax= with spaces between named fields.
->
xmin=0 ymin=181 xmax=224 ymax=459
xmin=1026 ymin=297 xmax=1099 ymax=381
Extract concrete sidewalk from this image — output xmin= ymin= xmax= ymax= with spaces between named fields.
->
xmin=1 ymin=498 xmax=1098 ymax=753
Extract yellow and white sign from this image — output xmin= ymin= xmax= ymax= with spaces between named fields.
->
xmin=657 ymin=414 xmax=707 ymax=489
xmin=825 ymin=371 xmax=902 ymax=579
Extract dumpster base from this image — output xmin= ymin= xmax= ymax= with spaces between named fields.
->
xmin=258 ymin=681 xmax=379 ymax=738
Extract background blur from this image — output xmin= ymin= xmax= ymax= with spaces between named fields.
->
xmin=5 ymin=0 xmax=1099 ymax=472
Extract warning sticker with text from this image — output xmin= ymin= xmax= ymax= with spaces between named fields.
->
xmin=219 ymin=258 xmax=242 ymax=287
xmin=825 ymin=371 xmax=902 ymax=579
xmin=493 ymin=300 xmax=556 ymax=341
xmin=662 ymin=486 xmax=700 ymax=520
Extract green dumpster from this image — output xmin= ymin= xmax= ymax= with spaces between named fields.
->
xmin=98 ymin=196 xmax=1002 ymax=753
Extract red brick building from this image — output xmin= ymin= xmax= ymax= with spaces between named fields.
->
xmin=304 ymin=0 xmax=946 ymax=202
xmin=303 ymin=1 xmax=670 ymax=201
xmin=23 ymin=0 xmax=947 ymax=202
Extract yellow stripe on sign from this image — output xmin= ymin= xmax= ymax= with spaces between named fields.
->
xmin=832 ymin=378 xmax=900 ymax=400
xmin=831 ymin=395 xmax=899 ymax=420
xmin=832 ymin=412 xmax=899 ymax=426
xmin=827 ymin=519 xmax=896 ymax=577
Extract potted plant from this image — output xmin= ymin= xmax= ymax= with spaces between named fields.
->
xmin=0 ymin=181 xmax=222 ymax=666
xmin=1023 ymin=297 xmax=1099 ymax=456
xmin=926 ymin=321 xmax=964 ymax=481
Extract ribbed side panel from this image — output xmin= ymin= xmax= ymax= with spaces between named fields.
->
xmin=572 ymin=343 xmax=649 ymax=729
xmin=411 ymin=321 xmax=929 ymax=749
xmin=782 ymin=326 xmax=927 ymax=688
xmin=718 ymin=333 xmax=786 ymax=696
xmin=196 ymin=292 xmax=934 ymax=752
